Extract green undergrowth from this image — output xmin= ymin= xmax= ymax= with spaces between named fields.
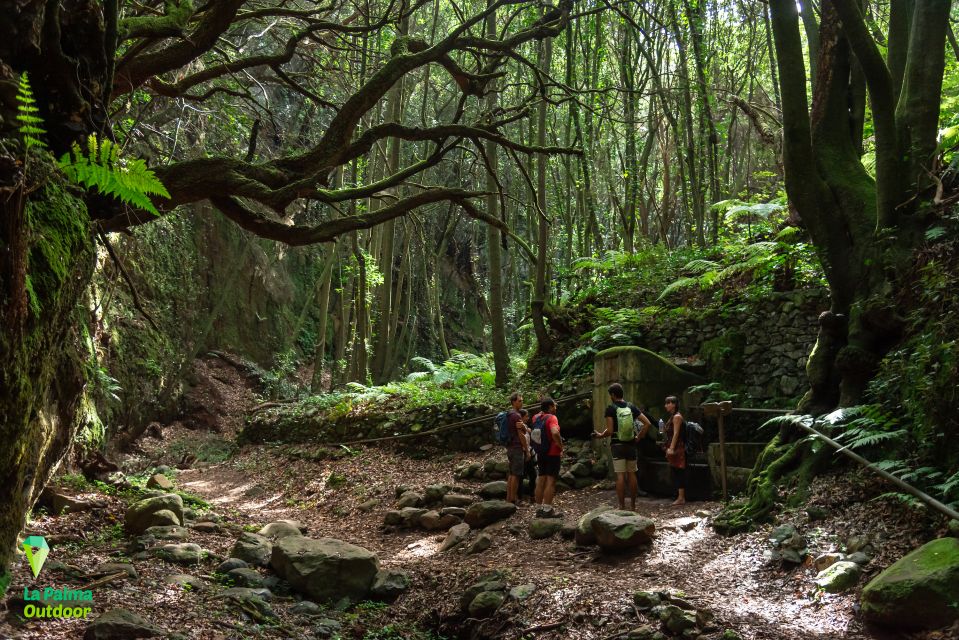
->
xmin=54 ymin=470 xmax=211 ymax=512
xmin=714 ymin=414 xmax=841 ymax=534
xmin=547 ymin=199 xmax=826 ymax=384
xmin=241 ymin=378 xmax=535 ymax=445
xmin=715 ymin=403 xmax=959 ymax=534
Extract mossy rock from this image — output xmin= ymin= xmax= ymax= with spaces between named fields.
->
xmin=861 ymin=537 xmax=959 ymax=629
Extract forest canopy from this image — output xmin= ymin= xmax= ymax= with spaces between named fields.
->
xmin=2 ymin=0 xmax=959 ymax=612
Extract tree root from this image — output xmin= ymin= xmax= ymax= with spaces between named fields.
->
xmin=713 ymin=417 xmax=833 ymax=534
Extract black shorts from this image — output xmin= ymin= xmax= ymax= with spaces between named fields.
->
xmin=611 ymin=442 xmax=638 ymax=461
xmin=538 ymin=455 xmax=561 ymax=477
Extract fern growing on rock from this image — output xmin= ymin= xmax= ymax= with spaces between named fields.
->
xmin=58 ymin=134 xmax=170 ymax=216
xmin=16 ymin=73 xmax=46 ymax=150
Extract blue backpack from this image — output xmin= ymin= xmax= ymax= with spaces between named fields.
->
xmin=530 ymin=414 xmax=552 ymax=456
xmin=493 ymin=411 xmax=510 ymax=446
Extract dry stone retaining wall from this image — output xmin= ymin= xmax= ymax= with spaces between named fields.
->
xmin=642 ymin=288 xmax=828 ymax=400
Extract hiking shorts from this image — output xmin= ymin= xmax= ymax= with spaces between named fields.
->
xmin=538 ymin=455 xmax=561 ymax=477
xmin=611 ymin=442 xmax=638 ymax=474
xmin=507 ymin=448 xmax=526 ymax=476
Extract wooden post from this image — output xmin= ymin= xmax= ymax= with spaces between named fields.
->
xmin=703 ymin=401 xmax=733 ymax=502
xmin=718 ymin=401 xmax=732 ymax=502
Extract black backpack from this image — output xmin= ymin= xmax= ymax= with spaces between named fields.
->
xmin=684 ymin=421 xmax=705 ymax=457
xmin=493 ymin=411 xmax=510 ymax=446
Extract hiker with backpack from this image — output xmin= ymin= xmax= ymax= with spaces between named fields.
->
xmin=662 ymin=395 xmax=687 ymax=506
xmin=593 ymin=383 xmax=652 ymax=511
xmin=518 ymin=409 xmax=538 ymax=503
xmin=497 ymin=392 xmax=529 ymax=505
xmin=530 ymin=398 xmax=562 ymax=506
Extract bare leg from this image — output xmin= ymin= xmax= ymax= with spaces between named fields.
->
xmin=535 ymin=476 xmax=546 ymax=504
xmin=507 ymin=474 xmax=518 ymax=503
xmin=543 ymin=476 xmax=557 ymax=505
xmin=615 ymin=473 xmax=626 ymax=509
xmin=628 ymin=472 xmax=638 ymax=511
xmin=673 ymin=488 xmax=686 ymax=506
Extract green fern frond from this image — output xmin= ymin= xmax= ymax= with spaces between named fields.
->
xmin=58 ymin=134 xmax=170 ymax=216
xmin=683 ymin=259 xmax=720 ymax=275
xmin=871 ymin=459 xmax=910 ymax=474
xmin=16 ymin=73 xmax=47 ymax=150
xmin=932 ymin=471 xmax=959 ymax=498
xmin=561 ymin=345 xmax=597 ymax=376
xmin=871 ymin=492 xmax=926 ymax=510
xmin=775 ymin=227 xmax=804 ymax=243
xmin=742 ymin=241 xmax=780 ymax=257
xmin=345 ymin=381 xmax=371 ymax=393
xmin=657 ymin=276 xmax=700 ymax=301
xmin=845 ymin=428 xmax=908 ymax=450
xmin=899 ymin=467 xmax=943 ymax=483
xmin=408 ymin=356 xmax=437 ymax=373
xmin=405 ymin=371 xmax=432 ymax=383
xmin=757 ymin=414 xmax=815 ymax=432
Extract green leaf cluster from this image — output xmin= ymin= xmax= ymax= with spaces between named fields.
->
xmin=58 ymin=134 xmax=170 ymax=215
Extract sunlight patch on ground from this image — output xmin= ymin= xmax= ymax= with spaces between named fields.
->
xmin=394 ymin=536 xmax=441 ymax=560
xmin=180 ymin=478 xmax=285 ymax=511
xmin=698 ymin=545 xmax=855 ymax=637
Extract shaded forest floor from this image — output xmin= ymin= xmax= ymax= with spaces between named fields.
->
xmin=2 ymin=361 xmax=954 ymax=640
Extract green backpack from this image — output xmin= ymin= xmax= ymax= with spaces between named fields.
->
xmin=615 ymin=405 xmax=635 ymax=442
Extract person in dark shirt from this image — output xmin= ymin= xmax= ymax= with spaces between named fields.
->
xmin=518 ymin=408 xmax=537 ymax=502
xmin=505 ymin=391 xmax=529 ymax=505
xmin=594 ymin=382 xmax=651 ymax=511
xmin=533 ymin=398 xmax=562 ymax=505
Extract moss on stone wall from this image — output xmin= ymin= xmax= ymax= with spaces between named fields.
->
xmin=0 ymin=179 xmax=94 ymax=592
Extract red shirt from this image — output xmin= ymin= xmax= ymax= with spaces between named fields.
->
xmin=532 ymin=412 xmax=561 ymax=456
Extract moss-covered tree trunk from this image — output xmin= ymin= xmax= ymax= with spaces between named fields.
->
xmin=0 ymin=178 xmax=95 ymax=591
xmin=0 ymin=2 xmax=111 ymax=591
xmin=718 ymin=0 xmax=951 ymax=533
xmin=771 ymin=0 xmax=949 ymax=414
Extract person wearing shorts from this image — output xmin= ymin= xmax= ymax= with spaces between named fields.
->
xmin=505 ymin=392 xmax=529 ymax=505
xmin=518 ymin=409 xmax=538 ymax=503
xmin=594 ymin=382 xmax=651 ymax=511
xmin=532 ymin=398 xmax=562 ymax=505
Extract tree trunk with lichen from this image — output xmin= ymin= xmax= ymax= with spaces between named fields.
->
xmin=717 ymin=0 xmax=951 ymax=533
xmin=0 ymin=176 xmax=96 ymax=592
xmin=0 ymin=4 xmax=108 ymax=592
xmin=773 ymin=0 xmax=948 ymax=414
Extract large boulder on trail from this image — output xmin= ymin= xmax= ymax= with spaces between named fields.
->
xmin=383 ymin=507 xmax=428 ymax=528
xmin=591 ymin=511 xmax=655 ymax=552
xmin=440 ymin=523 xmax=471 ymax=552
xmin=258 ymin=520 xmax=305 ymax=540
xmin=124 ymin=494 xmax=184 ymax=534
xmin=396 ymin=491 xmax=424 ymax=508
xmin=152 ymin=543 xmax=207 ymax=565
xmin=424 ymin=484 xmax=451 ymax=504
xmin=815 ymin=561 xmax=862 ymax=593
xmin=419 ymin=511 xmax=460 ymax=531
xmin=529 ymin=519 xmax=564 ymax=540
xmin=371 ymin=569 xmax=411 ymax=602
xmin=861 ymin=537 xmax=959 ymax=629
xmin=478 ymin=481 xmax=508 ymax=499
xmin=442 ymin=494 xmax=474 ymax=508
xmin=84 ymin=608 xmax=165 ymax=640
xmin=464 ymin=500 xmax=516 ymax=528
xmin=575 ymin=504 xmax=614 ymax=546
xmin=230 ymin=533 xmax=273 ymax=567
xmin=146 ymin=474 xmax=174 ymax=491
xmin=270 ymin=537 xmax=379 ymax=604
